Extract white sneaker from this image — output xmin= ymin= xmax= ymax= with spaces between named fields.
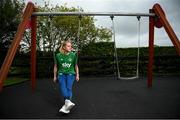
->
xmin=65 ymin=99 xmax=75 ymax=111
xmin=59 ymin=104 xmax=70 ymax=114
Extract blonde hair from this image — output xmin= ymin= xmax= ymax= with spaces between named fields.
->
xmin=59 ymin=40 xmax=72 ymax=54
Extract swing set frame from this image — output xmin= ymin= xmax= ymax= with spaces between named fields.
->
xmin=0 ymin=2 xmax=180 ymax=91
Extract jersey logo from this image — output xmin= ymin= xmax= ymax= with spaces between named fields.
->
xmin=62 ymin=63 xmax=71 ymax=68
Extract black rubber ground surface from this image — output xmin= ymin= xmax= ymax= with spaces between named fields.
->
xmin=0 ymin=76 xmax=180 ymax=119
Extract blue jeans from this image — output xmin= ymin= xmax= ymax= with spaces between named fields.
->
xmin=58 ymin=73 xmax=75 ymax=100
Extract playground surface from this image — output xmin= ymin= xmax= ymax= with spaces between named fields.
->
xmin=0 ymin=75 xmax=180 ymax=119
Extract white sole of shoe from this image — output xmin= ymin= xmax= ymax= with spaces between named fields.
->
xmin=59 ymin=108 xmax=70 ymax=114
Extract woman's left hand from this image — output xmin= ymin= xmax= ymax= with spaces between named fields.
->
xmin=76 ymin=75 xmax=79 ymax=82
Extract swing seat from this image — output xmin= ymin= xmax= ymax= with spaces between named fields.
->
xmin=118 ymin=76 xmax=138 ymax=80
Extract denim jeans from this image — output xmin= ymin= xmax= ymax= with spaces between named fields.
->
xmin=58 ymin=73 xmax=75 ymax=100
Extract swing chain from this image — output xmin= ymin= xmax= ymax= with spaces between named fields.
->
xmin=78 ymin=15 xmax=82 ymax=20
xmin=112 ymin=15 xmax=141 ymax=80
xmin=137 ymin=16 xmax=141 ymax=21
xmin=110 ymin=15 xmax=114 ymax=20
xmin=76 ymin=15 xmax=82 ymax=55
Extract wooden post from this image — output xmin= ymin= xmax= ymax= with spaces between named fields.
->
xmin=148 ymin=9 xmax=155 ymax=88
xmin=31 ymin=13 xmax=37 ymax=91
xmin=153 ymin=3 xmax=180 ymax=56
xmin=0 ymin=2 xmax=35 ymax=92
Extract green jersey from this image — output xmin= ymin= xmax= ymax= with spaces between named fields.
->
xmin=55 ymin=52 xmax=78 ymax=74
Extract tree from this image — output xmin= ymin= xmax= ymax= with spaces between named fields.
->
xmin=0 ymin=0 xmax=25 ymax=51
xmin=13 ymin=1 xmax=112 ymax=53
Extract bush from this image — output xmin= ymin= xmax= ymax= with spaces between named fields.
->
xmin=1 ymin=42 xmax=179 ymax=78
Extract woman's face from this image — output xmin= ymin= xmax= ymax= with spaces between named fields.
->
xmin=64 ymin=42 xmax=72 ymax=52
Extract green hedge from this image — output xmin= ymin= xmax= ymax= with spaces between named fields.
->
xmin=0 ymin=42 xmax=179 ymax=78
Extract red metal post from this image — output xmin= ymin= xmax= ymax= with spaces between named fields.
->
xmin=148 ymin=9 xmax=155 ymax=88
xmin=31 ymin=15 xmax=37 ymax=91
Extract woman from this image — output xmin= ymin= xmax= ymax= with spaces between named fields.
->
xmin=53 ymin=40 xmax=79 ymax=114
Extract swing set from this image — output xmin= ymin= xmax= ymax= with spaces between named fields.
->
xmin=0 ymin=2 xmax=180 ymax=91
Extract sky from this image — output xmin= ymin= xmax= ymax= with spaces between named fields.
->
xmin=25 ymin=0 xmax=180 ymax=48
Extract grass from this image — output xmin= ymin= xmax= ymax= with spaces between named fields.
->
xmin=4 ymin=77 xmax=29 ymax=86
